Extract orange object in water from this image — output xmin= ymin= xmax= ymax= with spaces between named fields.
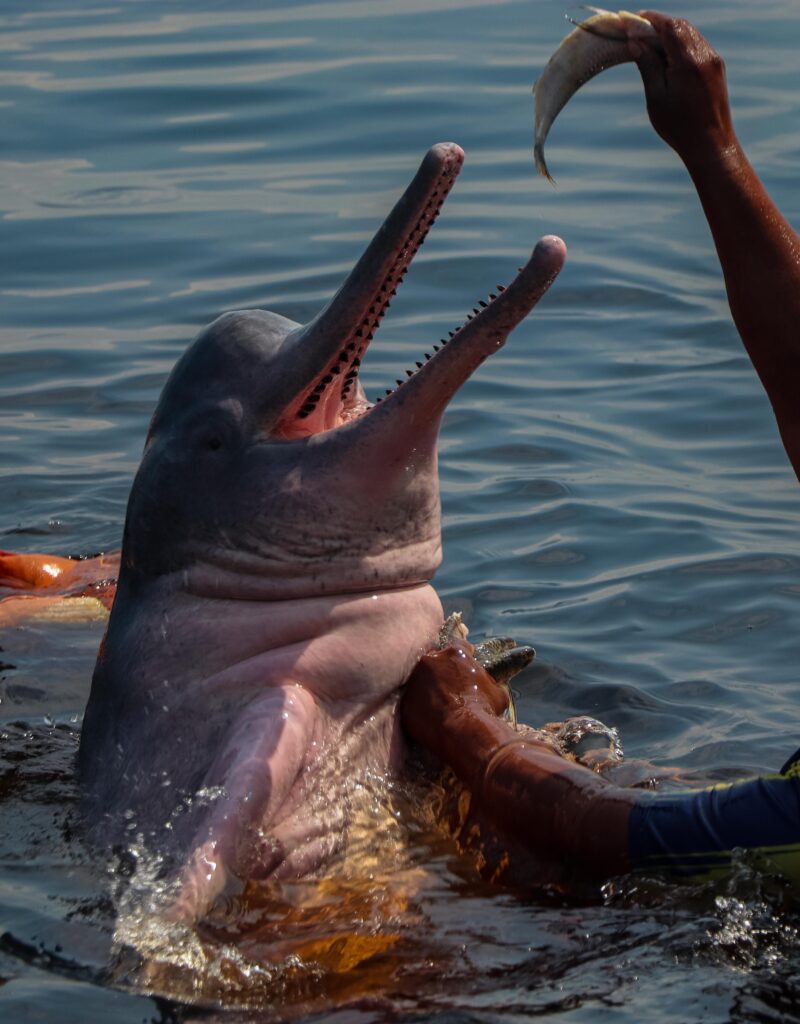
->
xmin=0 ymin=549 xmax=120 ymax=609
xmin=0 ymin=550 xmax=79 ymax=589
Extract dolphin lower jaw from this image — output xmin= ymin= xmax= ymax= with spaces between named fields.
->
xmin=351 ymin=235 xmax=568 ymax=449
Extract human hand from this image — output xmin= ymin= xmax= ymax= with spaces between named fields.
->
xmin=401 ymin=645 xmax=509 ymax=755
xmin=630 ymin=12 xmax=736 ymax=164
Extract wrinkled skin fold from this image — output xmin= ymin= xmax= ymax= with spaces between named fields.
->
xmin=77 ymin=142 xmax=566 ymax=920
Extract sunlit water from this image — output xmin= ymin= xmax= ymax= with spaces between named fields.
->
xmin=2 ymin=1 xmax=800 ymax=1021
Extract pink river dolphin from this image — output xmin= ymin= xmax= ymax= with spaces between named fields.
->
xmin=73 ymin=143 xmax=566 ymax=920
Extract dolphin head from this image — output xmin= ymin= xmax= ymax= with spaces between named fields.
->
xmin=121 ymin=144 xmax=566 ymax=600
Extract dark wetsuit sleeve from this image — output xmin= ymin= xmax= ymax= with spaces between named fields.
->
xmin=628 ymin=757 xmax=800 ymax=885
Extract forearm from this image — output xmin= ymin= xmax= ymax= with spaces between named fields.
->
xmin=443 ymin=706 xmax=637 ymax=880
xmin=682 ymin=140 xmax=800 ymax=479
xmin=631 ymin=13 xmax=800 ymax=477
xmin=403 ymin=647 xmax=637 ymax=881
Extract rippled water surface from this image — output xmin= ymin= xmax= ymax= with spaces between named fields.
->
xmin=2 ymin=1 xmax=800 ymax=1021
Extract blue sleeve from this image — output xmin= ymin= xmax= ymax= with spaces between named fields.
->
xmin=628 ymin=768 xmax=800 ymax=885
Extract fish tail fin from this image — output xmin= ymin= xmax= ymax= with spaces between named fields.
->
xmin=567 ymin=7 xmax=655 ymax=40
xmin=566 ymin=14 xmax=625 ymax=42
xmin=533 ymin=142 xmax=556 ymax=186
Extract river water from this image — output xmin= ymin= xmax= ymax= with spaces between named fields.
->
xmin=2 ymin=1 xmax=800 ymax=1021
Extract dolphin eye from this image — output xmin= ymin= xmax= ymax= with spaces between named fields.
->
xmin=184 ymin=402 xmax=244 ymax=453
xmin=194 ymin=426 xmax=229 ymax=453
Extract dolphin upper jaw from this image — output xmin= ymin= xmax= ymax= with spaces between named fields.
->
xmin=270 ymin=143 xmax=467 ymax=440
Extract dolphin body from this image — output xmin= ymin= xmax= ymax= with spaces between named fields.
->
xmin=77 ymin=143 xmax=566 ymax=919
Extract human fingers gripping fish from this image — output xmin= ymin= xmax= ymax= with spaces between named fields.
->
xmin=533 ymin=7 xmax=658 ymax=183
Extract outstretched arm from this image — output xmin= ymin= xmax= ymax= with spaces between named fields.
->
xmin=632 ymin=12 xmax=800 ymax=480
xmin=401 ymin=645 xmax=637 ymax=881
xmin=402 ymin=646 xmax=800 ymax=888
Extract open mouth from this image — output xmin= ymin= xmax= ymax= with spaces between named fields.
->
xmin=275 ymin=143 xmax=565 ymax=440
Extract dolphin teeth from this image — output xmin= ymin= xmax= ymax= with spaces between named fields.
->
xmin=279 ymin=160 xmax=458 ymax=438
xmin=489 ymin=293 xmax=498 ymax=300
xmin=479 ymin=300 xmax=488 ymax=308
xmin=448 ymin=330 xmax=456 ymax=338
xmin=319 ymin=153 xmax=460 ymax=421
xmin=497 ymin=283 xmax=506 ymax=292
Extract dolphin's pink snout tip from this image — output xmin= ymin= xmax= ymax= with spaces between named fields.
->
xmin=513 ymin=235 xmax=566 ymax=307
xmin=427 ymin=141 xmax=466 ymax=170
xmin=527 ymin=234 xmax=567 ymax=288
xmin=533 ymin=234 xmax=567 ymax=265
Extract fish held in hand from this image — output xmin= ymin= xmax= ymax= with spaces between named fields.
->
xmin=533 ymin=7 xmax=657 ymax=183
